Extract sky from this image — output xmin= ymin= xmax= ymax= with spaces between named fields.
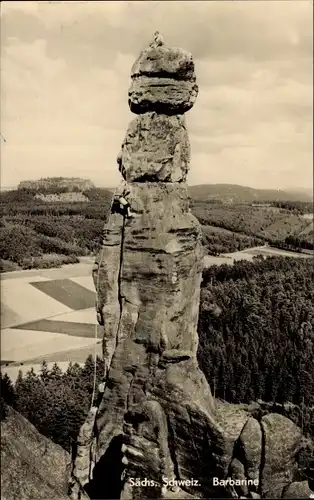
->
xmin=1 ymin=0 xmax=313 ymax=190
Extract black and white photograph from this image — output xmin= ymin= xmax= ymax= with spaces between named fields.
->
xmin=0 ymin=1 xmax=313 ymax=499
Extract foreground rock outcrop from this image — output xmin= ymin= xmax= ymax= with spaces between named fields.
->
xmin=70 ymin=34 xmax=314 ymax=500
xmin=1 ymin=403 xmax=71 ymax=500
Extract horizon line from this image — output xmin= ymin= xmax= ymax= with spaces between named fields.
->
xmin=1 ymin=183 xmax=313 ymax=193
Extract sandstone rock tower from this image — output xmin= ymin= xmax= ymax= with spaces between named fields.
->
xmin=70 ymin=33 xmax=226 ymax=500
xmin=70 ymin=35 xmax=313 ymax=500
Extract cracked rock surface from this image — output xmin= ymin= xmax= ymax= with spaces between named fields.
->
xmin=118 ymin=113 xmax=190 ymax=182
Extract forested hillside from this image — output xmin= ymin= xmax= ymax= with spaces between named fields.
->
xmin=198 ymin=256 xmax=314 ymax=411
xmin=0 ymin=188 xmax=112 ymax=270
xmin=192 ymin=201 xmax=313 ymax=252
xmin=1 ymin=184 xmax=312 ymax=271
xmin=189 ymin=183 xmax=313 ymax=202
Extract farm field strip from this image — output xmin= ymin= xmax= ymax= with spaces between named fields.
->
xmin=204 ymin=245 xmax=312 ymax=268
xmin=1 ymin=278 xmax=72 ymax=328
xmin=12 ymin=342 xmax=103 ymax=366
xmin=70 ymin=275 xmax=96 ymax=292
xmin=1 ymin=327 xmax=99 ymax=363
xmin=251 ymin=247 xmax=311 ymax=258
xmin=50 ymin=307 xmax=97 ymax=324
xmin=14 ymin=318 xmax=101 ymax=338
xmin=1 ymin=259 xmax=94 ymax=281
xmin=30 ymin=279 xmax=96 ymax=310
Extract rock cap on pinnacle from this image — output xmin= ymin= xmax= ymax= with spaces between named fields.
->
xmin=131 ymin=32 xmax=196 ymax=81
xmin=129 ymin=32 xmax=199 ymax=114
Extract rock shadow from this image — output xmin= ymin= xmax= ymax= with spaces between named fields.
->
xmin=85 ymin=435 xmax=124 ymax=500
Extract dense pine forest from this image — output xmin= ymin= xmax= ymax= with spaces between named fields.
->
xmin=198 ymin=256 xmax=314 ymax=410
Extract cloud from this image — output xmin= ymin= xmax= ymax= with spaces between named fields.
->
xmin=2 ymin=1 xmax=312 ymax=66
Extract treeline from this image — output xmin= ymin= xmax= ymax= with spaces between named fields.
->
xmin=0 ymin=356 xmax=105 ymax=452
xmin=273 ymin=235 xmax=314 ymax=252
xmin=197 ymin=256 xmax=314 ymax=416
xmin=269 ymin=200 xmax=313 ymax=215
xmin=202 ymin=225 xmax=263 ymax=255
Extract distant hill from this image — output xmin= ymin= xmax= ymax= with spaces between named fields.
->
xmin=0 ymin=186 xmax=113 ymax=206
xmin=188 ymin=184 xmax=313 ymax=202
xmin=0 ymin=177 xmax=113 ymax=204
xmin=285 ymin=187 xmax=314 ymax=200
xmin=0 ymin=186 xmax=17 ymax=192
xmin=18 ymin=177 xmax=95 ymax=193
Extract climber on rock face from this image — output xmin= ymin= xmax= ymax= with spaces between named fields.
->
xmin=113 ymin=186 xmax=137 ymax=219
xmin=118 ymin=191 xmax=133 ymax=218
